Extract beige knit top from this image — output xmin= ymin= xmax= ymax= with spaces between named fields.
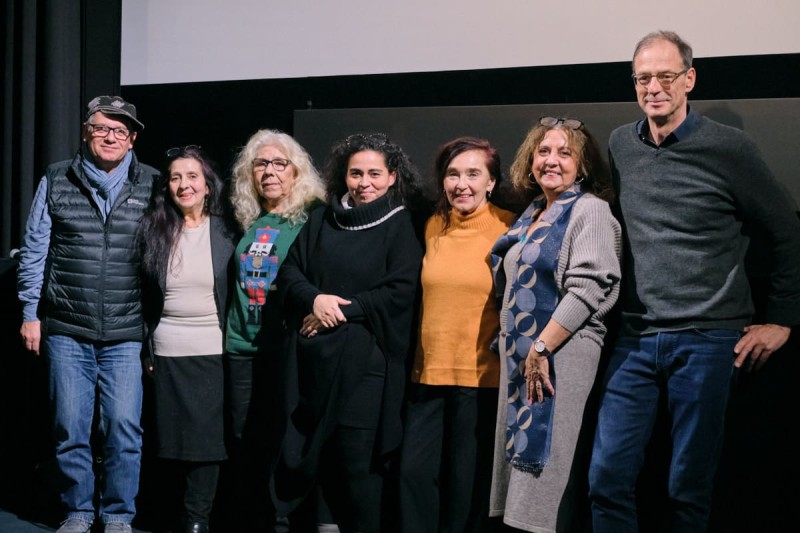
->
xmin=152 ymin=219 xmax=223 ymax=357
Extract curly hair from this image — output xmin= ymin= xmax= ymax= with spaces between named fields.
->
xmin=140 ymin=146 xmax=227 ymax=281
xmin=509 ymin=120 xmax=613 ymax=203
xmin=230 ymin=129 xmax=326 ymax=230
xmin=322 ymin=133 xmax=425 ymax=209
xmin=431 ymin=136 xmax=502 ymax=232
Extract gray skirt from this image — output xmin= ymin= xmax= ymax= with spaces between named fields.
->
xmin=153 ymin=354 xmax=227 ymax=462
xmin=489 ymin=332 xmax=602 ymax=533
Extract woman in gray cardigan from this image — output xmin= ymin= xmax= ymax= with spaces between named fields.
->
xmin=489 ymin=117 xmax=621 ymax=533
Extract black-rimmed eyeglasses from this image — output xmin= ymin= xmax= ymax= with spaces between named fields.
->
xmin=539 ymin=117 xmax=583 ymax=130
xmin=631 ymin=70 xmax=688 ymax=88
xmin=86 ymin=123 xmax=132 ymax=141
xmin=165 ymin=145 xmax=202 ymax=158
xmin=252 ymin=158 xmax=291 ymax=172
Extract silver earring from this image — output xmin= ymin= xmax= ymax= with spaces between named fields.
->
xmin=575 ymin=176 xmax=585 ymax=184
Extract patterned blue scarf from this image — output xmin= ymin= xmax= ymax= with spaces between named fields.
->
xmin=80 ymin=144 xmax=132 ymax=221
xmin=490 ymin=185 xmax=582 ymax=474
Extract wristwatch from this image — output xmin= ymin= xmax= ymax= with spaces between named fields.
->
xmin=533 ymin=338 xmax=551 ymax=357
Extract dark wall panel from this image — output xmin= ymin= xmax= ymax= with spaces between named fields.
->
xmin=294 ymin=98 xmax=800 ymax=209
xmin=120 ymin=53 xmax=800 ymax=179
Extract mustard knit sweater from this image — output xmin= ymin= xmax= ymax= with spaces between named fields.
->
xmin=411 ymin=202 xmax=516 ymax=387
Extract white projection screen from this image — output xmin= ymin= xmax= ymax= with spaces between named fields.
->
xmin=121 ymin=0 xmax=800 ymax=85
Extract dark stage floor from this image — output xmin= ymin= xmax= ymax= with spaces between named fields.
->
xmin=0 ymin=510 xmax=151 ymax=533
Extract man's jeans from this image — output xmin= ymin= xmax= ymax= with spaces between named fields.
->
xmin=588 ymin=329 xmax=740 ymax=533
xmin=46 ymin=335 xmax=143 ymax=525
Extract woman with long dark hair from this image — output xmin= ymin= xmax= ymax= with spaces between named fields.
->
xmin=140 ymin=146 xmax=238 ymax=533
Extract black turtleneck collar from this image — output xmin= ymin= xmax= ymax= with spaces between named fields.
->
xmin=332 ymin=193 xmax=406 ymax=231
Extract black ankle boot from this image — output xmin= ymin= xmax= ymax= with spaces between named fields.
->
xmin=184 ymin=522 xmax=209 ymax=533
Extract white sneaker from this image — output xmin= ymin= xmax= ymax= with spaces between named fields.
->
xmin=56 ymin=518 xmax=93 ymax=533
xmin=104 ymin=523 xmax=133 ymax=533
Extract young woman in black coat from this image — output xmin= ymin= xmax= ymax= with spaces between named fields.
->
xmin=272 ymin=133 xmax=424 ymax=532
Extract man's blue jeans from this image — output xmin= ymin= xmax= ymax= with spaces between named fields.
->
xmin=46 ymin=335 xmax=144 ymax=525
xmin=588 ymin=329 xmax=740 ymax=533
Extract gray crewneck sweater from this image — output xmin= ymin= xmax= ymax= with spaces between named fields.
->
xmin=610 ymin=113 xmax=800 ymax=335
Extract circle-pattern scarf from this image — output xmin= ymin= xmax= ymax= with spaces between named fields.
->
xmin=490 ymin=185 xmax=581 ymax=474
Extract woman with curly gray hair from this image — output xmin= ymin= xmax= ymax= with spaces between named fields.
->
xmin=225 ymin=129 xmax=325 ymax=530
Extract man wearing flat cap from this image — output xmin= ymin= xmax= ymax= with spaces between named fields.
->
xmin=17 ymin=96 xmax=158 ymax=533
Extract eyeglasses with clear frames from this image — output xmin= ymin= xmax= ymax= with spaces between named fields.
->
xmin=631 ymin=70 xmax=688 ymax=88
xmin=86 ymin=123 xmax=132 ymax=141
xmin=252 ymin=158 xmax=291 ymax=173
xmin=539 ymin=116 xmax=584 ymax=130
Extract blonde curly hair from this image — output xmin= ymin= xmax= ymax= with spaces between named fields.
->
xmin=230 ymin=129 xmax=326 ymax=230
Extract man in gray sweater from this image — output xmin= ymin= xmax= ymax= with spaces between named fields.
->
xmin=588 ymin=30 xmax=800 ymax=532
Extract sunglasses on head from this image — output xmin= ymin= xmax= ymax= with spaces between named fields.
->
xmin=539 ymin=117 xmax=583 ymax=130
xmin=165 ymin=145 xmax=202 ymax=158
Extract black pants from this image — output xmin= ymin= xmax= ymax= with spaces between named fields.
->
xmin=160 ymin=460 xmax=220 ymax=525
xmin=224 ymin=353 xmax=279 ymax=530
xmin=320 ymin=426 xmax=383 ymax=533
xmin=398 ymin=384 xmax=498 ymax=533
xmin=286 ymin=426 xmax=383 ymax=533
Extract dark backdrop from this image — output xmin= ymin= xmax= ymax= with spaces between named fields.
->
xmin=120 ymin=53 xmax=800 ymax=185
xmin=291 ymin=98 xmax=800 ymax=211
xmin=1 ymin=0 xmax=122 ymax=257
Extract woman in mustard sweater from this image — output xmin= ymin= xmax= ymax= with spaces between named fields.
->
xmin=399 ymin=137 xmax=516 ymax=532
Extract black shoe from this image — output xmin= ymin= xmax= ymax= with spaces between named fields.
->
xmin=184 ymin=523 xmax=209 ymax=533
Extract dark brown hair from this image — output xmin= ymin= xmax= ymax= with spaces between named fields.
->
xmin=432 ymin=136 xmax=502 ymax=232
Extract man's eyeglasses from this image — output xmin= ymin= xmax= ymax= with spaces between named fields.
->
xmin=539 ymin=117 xmax=583 ymax=130
xmin=86 ymin=123 xmax=131 ymax=141
xmin=165 ymin=145 xmax=202 ymax=158
xmin=631 ymin=70 xmax=688 ymax=88
xmin=252 ymin=158 xmax=291 ymax=172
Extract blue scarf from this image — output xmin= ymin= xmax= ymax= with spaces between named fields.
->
xmin=80 ymin=144 xmax=133 ymax=221
xmin=490 ymin=185 xmax=582 ymax=474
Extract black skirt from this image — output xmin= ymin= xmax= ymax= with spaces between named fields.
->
xmin=153 ymin=354 xmax=227 ymax=461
